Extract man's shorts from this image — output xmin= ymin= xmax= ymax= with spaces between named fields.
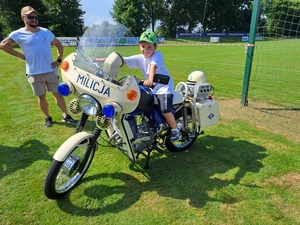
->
xmin=156 ymin=94 xmax=173 ymax=113
xmin=27 ymin=71 xmax=59 ymax=96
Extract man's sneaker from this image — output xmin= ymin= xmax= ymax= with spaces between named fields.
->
xmin=62 ymin=114 xmax=75 ymax=124
xmin=170 ymin=130 xmax=180 ymax=141
xmin=45 ymin=116 xmax=53 ymax=127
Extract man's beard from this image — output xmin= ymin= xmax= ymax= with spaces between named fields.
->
xmin=26 ymin=21 xmax=38 ymax=28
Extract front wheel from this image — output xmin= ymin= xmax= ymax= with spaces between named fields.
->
xmin=44 ymin=134 xmax=96 ymax=199
xmin=165 ymin=108 xmax=198 ymax=152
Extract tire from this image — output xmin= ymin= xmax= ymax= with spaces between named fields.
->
xmin=44 ymin=137 xmax=96 ymax=199
xmin=165 ymin=108 xmax=198 ymax=152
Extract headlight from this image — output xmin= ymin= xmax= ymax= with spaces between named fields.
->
xmin=79 ymin=94 xmax=100 ymax=116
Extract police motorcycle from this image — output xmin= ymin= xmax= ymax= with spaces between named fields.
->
xmin=44 ymin=20 xmax=219 ymax=199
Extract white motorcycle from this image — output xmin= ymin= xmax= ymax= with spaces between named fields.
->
xmin=44 ymin=20 xmax=219 ymax=199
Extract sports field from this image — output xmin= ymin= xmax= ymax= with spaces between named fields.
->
xmin=0 ymin=43 xmax=299 ymax=224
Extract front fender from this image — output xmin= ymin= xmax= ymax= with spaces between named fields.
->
xmin=53 ymin=132 xmax=94 ymax=162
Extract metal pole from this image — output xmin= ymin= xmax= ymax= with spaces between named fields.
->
xmin=241 ymin=0 xmax=261 ymax=106
xmin=200 ymin=0 xmax=208 ymax=41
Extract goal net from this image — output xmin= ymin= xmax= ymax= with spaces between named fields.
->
xmin=248 ymin=0 xmax=300 ymax=110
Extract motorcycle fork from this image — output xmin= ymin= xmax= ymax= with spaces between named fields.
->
xmin=75 ymin=113 xmax=89 ymax=133
xmin=77 ymin=126 xmax=101 ymax=173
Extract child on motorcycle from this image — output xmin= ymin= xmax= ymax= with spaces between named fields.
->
xmin=124 ymin=30 xmax=180 ymax=141
xmin=92 ymin=30 xmax=180 ymax=141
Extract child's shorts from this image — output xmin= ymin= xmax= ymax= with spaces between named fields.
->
xmin=156 ymin=94 xmax=173 ymax=113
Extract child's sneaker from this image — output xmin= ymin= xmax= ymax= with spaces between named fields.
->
xmin=170 ymin=129 xmax=180 ymax=141
xmin=45 ymin=116 xmax=53 ymax=127
xmin=62 ymin=114 xmax=75 ymax=124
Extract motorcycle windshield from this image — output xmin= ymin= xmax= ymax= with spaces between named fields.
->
xmin=74 ymin=20 xmax=135 ymax=76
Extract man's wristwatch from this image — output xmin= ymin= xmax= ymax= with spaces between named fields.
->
xmin=57 ymin=58 xmax=62 ymax=63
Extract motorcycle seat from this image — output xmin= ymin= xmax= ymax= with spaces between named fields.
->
xmin=173 ymin=91 xmax=184 ymax=105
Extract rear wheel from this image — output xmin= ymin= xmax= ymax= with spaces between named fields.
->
xmin=44 ymin=136 xmax=96 ymax=199
xmin=165 ymin=108 xmax=198 ymax=152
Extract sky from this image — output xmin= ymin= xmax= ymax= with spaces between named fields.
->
xmin=80 ymin=0 xmax=115 ymax=26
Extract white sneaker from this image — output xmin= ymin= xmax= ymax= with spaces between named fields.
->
xmin=170 ymin=130 xmax=180 ymax=141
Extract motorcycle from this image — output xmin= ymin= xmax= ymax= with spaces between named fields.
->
xmin=44 ymin=20 xmax=220 ymax=199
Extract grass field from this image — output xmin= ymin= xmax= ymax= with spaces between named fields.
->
xmin=0 ymin=44 xmax=299 ymax=224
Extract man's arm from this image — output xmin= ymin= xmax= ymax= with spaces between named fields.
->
xmin=50 ymin=37 xmax=64 ymax=68
xmin=0 ymin=37 xmax=25 ymax=60
xmin=51 ymin=37 xmax=63 ymax=60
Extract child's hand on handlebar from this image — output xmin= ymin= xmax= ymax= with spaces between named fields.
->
xmin=143 ymin=80 xmax=153 ymax=87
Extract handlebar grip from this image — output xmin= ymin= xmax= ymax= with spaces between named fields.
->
xmin=139 ymin=80 xmax=154 ymax=89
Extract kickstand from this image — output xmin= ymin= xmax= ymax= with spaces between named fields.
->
xmin=136 ymin=148 xmax=152 ymax=169
xmin=144 ymin=149 xmax=151 ymax=169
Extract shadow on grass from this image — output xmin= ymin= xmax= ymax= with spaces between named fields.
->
xmin=56 ymin=135 xmax=267 ymax=216
xmin=57 ymin=172 xmax=143 ymax=216
xmin=146 ymin=135 xmax=267 ymax=208
xmin=0 ymin=139 xmax=52 ymax=179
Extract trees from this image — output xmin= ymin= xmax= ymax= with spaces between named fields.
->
xmin=110 ymin=0 xmax=253 ymax=38
xmin=261 ymin=0 xmax=300 ymax=37
xmin=44 ymin=0 xmax=85 ymax=37
xmin=159 ymin=0 xmax=205 ymax=37
xmin=2 ymin=1 xmax=298 ymax=39
xmin=110 ymin=0 xmax=149 ymax=36
xmin=110 ymin=0 xmax=164 ymax=36
xmin=143 ymin=0 xmax=165 ymax=32
xmin=0 ymin=0 xmax=84 ymax=37
xmin=0 ymin=0 xmax=47 ymax=35
xmin=204 ymin=0 xmax=252 ymax=32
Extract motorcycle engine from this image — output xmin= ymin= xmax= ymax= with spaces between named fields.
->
xmin=126 ymin=115 xmax=155 ymax=152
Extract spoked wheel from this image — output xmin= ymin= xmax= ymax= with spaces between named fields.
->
xmin=165 ymin=108 xmax=198 ymax=152
xmin=44 ymin=133 xmax=96 ymax=199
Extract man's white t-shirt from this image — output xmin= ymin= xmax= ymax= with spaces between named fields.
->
xmin=124 ymin=51 xmax=174 ymax=94
xmin=9 ymin=27 xmax=56 ymax=75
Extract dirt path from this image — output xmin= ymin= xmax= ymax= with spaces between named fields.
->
xmin=219 ymin=99 xmax=300 ymax=144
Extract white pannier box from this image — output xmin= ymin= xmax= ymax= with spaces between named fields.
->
xmin=194 ymin=99 xmax=219 ymax=128
xmin=175 ymin=81 xmax=220 ymax=131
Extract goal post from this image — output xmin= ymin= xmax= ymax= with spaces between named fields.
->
xmin=241 ymin=0 xmax=300 ymax=109
xmin=241 ymin=0 xmax=261 ymax=106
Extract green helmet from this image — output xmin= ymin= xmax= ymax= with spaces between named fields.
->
xmin=139 ymin=30 xmax=157 ymax=44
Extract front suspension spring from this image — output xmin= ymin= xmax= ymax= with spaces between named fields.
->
xmin=76 ymin=113 xmax=89 ymax=133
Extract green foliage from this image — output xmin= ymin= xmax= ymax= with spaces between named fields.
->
xmin=159 ymin=0 xmax=206 ymax=37
xmin=144 ymin=0 xmax=165 ymax=31
xmin=204 ymin=0 xmax=253 ymax=32
xmin=112 ymin=0 xmax=253 ymax=37
xmin=0 ymin=0 xmax=84 ymax=37
xmin=44 ymin=0 xmax=84 ymax=36
xmin=0 ymin=0 xmax=48 ymax=34
xmin=261 ymin=0 xmax=300 ymax=37
xmin=111 ymin=0 xmax=150 ymax=36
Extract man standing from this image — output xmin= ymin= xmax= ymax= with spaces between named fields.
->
xmin=0 ymin=6 xmax=74 ymax=127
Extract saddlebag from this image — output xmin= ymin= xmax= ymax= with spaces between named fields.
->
xmin=176 ymin=81 xmax=219 ymax=131
xmin=192 ymin=99 xmax=219 ymax=129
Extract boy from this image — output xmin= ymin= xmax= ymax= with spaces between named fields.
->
xmin=123 ymin=30 xmax=180 ymax=141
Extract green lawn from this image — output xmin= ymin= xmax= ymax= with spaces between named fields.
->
xmin=0 ymin=44 xmax=299 ymax=224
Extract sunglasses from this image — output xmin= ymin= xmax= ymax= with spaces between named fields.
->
xmin=25 ymin=15 xmax=39 ymax=20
